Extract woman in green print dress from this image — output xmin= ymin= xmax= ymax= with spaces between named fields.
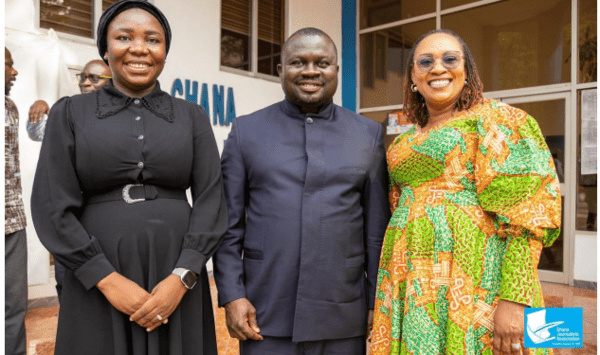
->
xmin=370 ymin=29 xmax=561 ymax=355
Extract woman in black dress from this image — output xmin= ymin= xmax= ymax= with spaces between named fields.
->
xmin=31 ymin=1 xmax=227 ymax=354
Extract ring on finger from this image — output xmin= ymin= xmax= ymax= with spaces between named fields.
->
xmin=156 ymin=314 xmax=163 ymax=321
xmin=511 ymin=343 xmax=521 ymax=351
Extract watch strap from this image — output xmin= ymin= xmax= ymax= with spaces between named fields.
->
xmin=172 ymin=267 xmax=197 ymax=289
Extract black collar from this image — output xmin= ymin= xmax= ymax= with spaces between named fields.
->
xmin=96 ymin=81 xmax=174 ymax=122
xmin=280 ymin=98 xmax=335 ymax=120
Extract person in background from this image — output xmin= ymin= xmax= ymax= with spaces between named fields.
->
xmin=5 ymin=46 xmax=28 ymax=355
xmin=30 ymin=1 xmax=227 ymax=354
xmin=77 ymin=59 xmax=113 ymax=94
xmin=369 ymin=29 xmax=561 ymax=355
xmin=27 ymin=59 xmax=111 ymax=141
xmin=26 ymin=59 xmax=111 ymax=302
xmin=213 ymin=27 xmax=389 ymax=355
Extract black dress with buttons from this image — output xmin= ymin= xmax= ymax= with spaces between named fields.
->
xmin=31 ymin=82 xmax=227 ymax=355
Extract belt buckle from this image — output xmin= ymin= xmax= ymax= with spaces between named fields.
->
xmin=122 ymin=184 xmax=145 ymax=204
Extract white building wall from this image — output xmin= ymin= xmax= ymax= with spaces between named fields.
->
xmin=5 ymin=0 xmax=342 ymax=291
xmin=573 ymin=233 xmax=597 ymax=282
xmin=287 ymin=0 xmax=342 ymax=105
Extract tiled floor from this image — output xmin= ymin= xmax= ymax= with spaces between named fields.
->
xmin=24 ymin=280 xmax=596 ymax=355
xmin=540 ymin=283 xmax=597 ymax=355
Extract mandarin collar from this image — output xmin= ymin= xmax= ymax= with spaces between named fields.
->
xmin=96 ymin=81 xmax=174 ymax=122
xmin=280 ymin=98 xmax=335 ymax=120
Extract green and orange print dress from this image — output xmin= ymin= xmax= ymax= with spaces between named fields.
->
xmin=370 ymin=99 xmax=561 ymax=355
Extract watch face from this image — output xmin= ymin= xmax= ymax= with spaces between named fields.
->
xmin=182 ymin=271 xmax=197 ymax=288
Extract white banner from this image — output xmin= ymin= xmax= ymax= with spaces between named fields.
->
xmin=6 ymin=28 xmax=79 ymax=286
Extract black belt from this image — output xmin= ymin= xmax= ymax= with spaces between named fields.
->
xmin=85 ymin=184 xmax=187 ymax=204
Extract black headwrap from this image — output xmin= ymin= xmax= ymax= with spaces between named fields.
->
xmin=97 ymin=0 xmax=172 ymax=64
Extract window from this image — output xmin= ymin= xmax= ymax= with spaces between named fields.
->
xmin=40 ymin=0 xmax=119 ymax=39
xmin=441 ymin=0 xmax=479 ymax=10
xmin=360 ymin=0 xmax=435 ymax=29
xmin=578 ymin=0 xmax=597 ymax=83
xmin=508 ymin=98 xmax=566 ymax=272
xmin=442 ymin=0 xmax=571 ymax=92
xmin=359 ymin=19 xmax=435 ymax=109
xmin=221 ymin=0 xmax=284 ymax=77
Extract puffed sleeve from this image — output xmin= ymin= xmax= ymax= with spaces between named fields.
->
xmin=31 ymin=97 xmax=116 ymax=290
xmin=475 ymin=101 xmax=561 ymax=306
xmin=174 ymin=104 xmax=228 ymax=275
xmin=212 ymin=119 xmax=248 ymax=306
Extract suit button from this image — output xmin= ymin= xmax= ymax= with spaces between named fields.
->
xmin=135 ymin=116 xmax=141 ymax=121
xmin=137 ymin=162 xmax=144 ymax=168
xmin=137 ymin=134 xmax=144 ymax=140
xmin=306 ymin=117 xmax=314 ymax=124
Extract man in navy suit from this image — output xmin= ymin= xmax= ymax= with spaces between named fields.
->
xmin=213 ymin=27 xmax=389 ymax=354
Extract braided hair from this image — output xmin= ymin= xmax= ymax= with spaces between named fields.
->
xmin=403 ymin=29 xmax=484 ymax=127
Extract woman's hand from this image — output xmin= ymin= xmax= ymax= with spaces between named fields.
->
xmin=129 ymin=274 xmax=188 ymax=332
xmin=493 ymin=299 xmax=526 ymax=354
xmin=96 ymin=272 xmax=151 ymax=316
xmin=367 ymin=309 xmax=374 ymax=342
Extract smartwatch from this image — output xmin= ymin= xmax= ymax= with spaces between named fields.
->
xmin=172 ymin=268 xmax=197 ymax=289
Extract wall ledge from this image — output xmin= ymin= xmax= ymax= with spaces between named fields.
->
xmin=573 ymin=279 xmax=597 ymax=291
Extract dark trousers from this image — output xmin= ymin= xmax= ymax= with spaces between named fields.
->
xmin=5 ymin=229 xmax=28 ymax=355
xmin=240 ymin=335 xmax=366 ymax=355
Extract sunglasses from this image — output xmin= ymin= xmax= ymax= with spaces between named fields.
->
xmin=76 ymin=73 xmax=111 ymax=84
xmin=415 ymin=52 xmax=463 ymax=73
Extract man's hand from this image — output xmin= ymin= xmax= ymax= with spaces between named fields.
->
xmin=96 ymin=272 xmax=151 ymax=316
xmin=224 ymin=298 xmax=263 ymax=341
xmin=367 ymin=309 xmax=374 ymax=341
xmin=28 ymin=100 xmax=49 ymax=123
xmin=493 ymin=299 xmax=526 ymax=355
xmin=129 ymin=274 xmax=188 ymax=332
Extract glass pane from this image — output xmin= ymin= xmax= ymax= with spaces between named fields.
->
xmin=360 ymin=0 xmax=435 ymax=29
xmin=577 ymin=89 xmax=597 ymax=231
xmin=442 ymin=0 xmax=571 ymax=91
xmin=578 ymin=0 xmax=597 ymax=83
xmin=361 ymin=110 xmax=389 ymax=124
xmin=361 ymin=110 xmax=414 ymax=149
xmin=360 ymin=19 xmax=435 ymax=109
xmin=257 ymin=0 xmax=283 ymax=76
xmin=442 ymin=0 xmax=479 ymax=10
xmin=40 ymin=0 xmax=94 ymax=38
xmin=221 ymin=0 xmax=251 ymax=71
xmin=509 ymin=99 xmax=565 ymax=272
